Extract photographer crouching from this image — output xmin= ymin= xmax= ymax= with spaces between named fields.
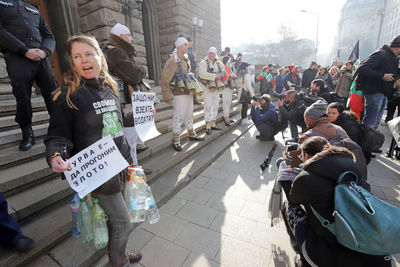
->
xmin=250 ymin=94 xmax=279 ymax=141
xmin=277 ymin=90 xmax=307 ymax=139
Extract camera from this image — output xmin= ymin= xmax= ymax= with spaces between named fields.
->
xmin=272 ymin=91 xmax=284 ymax=100
xmin=253 ymin=96 xmax=259 ymax=101
xmin=282 ymin=141 xmax=302 ymax=167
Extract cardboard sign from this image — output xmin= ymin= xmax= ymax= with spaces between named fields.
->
xmin=131 ymin=92 xmax=160 ymax=141
xmin=63 ymin=135 xmax=129 ymax=198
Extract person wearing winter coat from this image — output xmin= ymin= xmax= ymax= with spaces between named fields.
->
xmin=284 ymin=65 xmax=301 ymax=91
xmin=275 ymin=68 xmax=286 ymax=94
xmin=277 ymin=89 xmax=307 ymax=138
xmin=356 ymin=35 xmax=400 ymax=129
xmin=258 ymin=65 xmax=273 ymax=95
xmin=287 ymin=141 xmax=391 ymax=267
xmin=301 ymin=62 xmax=318 ymax=90
xmin=300 ymin=100 xmax=368 ymax=179
xmin=327 ymin=102 xmax=371 ymax=163
xmin=315 ymin=67 xmax=333 ymax=91
xmin=237 ymin=62 xmax=255 ymax=126
xmin=310 ymin=79 xmax=333 ymax=103
xmin=45 ymin=35 xmax=142 ymax=266
xmin=329 ymin=66 xmax=340 ymax=91
xmin=161 ymin=37 xmax=205 ymax=151
xmin=335 ymin=60 xmax=354 ymax=99
xmin=102 ymin=23 xmax=152 ymax=174
xmin=199 ymin=47 xmax=226 ymax=134
xmin=250 ymin=94 xmax=279 ymax=141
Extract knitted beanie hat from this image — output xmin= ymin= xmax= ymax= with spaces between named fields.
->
xmin=390 ymin=35 xmax=400 ymax=48
xmin=304 ymin=100 xmax=327 ymax=119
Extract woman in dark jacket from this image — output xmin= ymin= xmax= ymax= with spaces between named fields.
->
xmin=315 ymin=67 xmax=333 ymax=91
xmin=288 ymin=141 xmax=391 ymax=267
xmin=258 ymin=65 xmax=273 ymax=95
xmin=327 ymin=102 xmax=371 ymax=163
xmin=45 ymin=35 xmax=141 ymax=266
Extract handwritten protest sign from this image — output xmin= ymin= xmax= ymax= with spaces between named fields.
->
xmin=63 ymin=135 xmax=129 ymax=198
xmin=132 ymin=92 xmax=160 ymax=141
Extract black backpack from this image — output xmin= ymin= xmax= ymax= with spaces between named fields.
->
xmin=359 ymin=125 xmax=385 ymax=153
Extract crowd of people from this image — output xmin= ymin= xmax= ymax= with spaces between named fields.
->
xmin=1 ymin=1 xmax=400 ymax=266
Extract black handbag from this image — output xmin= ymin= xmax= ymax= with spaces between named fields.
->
xmin=360 ymin=124 xmax=385 ymax=153
xmin=239 ymin=77 xmax=251 ymax=104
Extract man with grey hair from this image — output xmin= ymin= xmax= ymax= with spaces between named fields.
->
xmin=161 ymin=37 xmax=205 ymax=151
xmin=199 ymin=47 xmax=225 ymax=134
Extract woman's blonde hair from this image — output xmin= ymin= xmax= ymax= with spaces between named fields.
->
xmin=53 ymin=35 xmax=118 ymax=109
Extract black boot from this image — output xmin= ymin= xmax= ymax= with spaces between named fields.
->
xmin=19 ymin=124 xmax=35 ymax=151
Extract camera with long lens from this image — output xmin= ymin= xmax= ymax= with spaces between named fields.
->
xmin=272 ymin=91 xmax=285 ymax=100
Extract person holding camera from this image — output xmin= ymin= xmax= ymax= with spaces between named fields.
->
xmin=277 ymin=89 xmax=307 ymax=139
xmin=310 ymin=79 xmax=333 ymax=103
xmin=335 ymin=60 xmax=354 ymax=100
xmin=250 ymin=94 xmax=279 ymax=141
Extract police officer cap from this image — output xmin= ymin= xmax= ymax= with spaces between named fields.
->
xmin=390 ymin=35 xmax=400 ymax=48
xmin=175 ymin=37 xmax=188 ymax=48
xmin=110 ymin=23 xmax=130 ymax=36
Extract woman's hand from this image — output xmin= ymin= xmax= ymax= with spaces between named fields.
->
xmin=51 ymin=156 xmax=71 ymax=173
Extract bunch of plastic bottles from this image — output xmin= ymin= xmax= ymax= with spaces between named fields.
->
xmin=70 ymin=193 xmax=109 ymax=248
xmin=124 ymin=167 xmax=160 ymax=224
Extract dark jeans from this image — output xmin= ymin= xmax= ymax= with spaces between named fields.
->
xmin=4 ymin=52 xmax=57 ymax=126
xmin=241 ymin=103 xmax=248 ymax=119
xmin=0 ymin=192 xmax=22 ymax=247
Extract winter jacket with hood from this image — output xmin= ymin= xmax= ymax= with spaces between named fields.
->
xmin=45 ymin=78 xmax=132 ymax=195
xmin=288 ymin=147 xmax=390 ymax=267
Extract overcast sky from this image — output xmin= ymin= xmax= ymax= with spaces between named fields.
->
xmin=221 ymin=0 xmax=347 ymax=55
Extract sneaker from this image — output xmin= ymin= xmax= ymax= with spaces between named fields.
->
xmin=128 ymin=250 xmax=142 ymax=263
xmin=143 ymin=168 xmax=153 ymax=175
xmin=172 ymin=144 xmax=182 ymax=151
xmin=137 ymin=144 xmax=149 ymax=153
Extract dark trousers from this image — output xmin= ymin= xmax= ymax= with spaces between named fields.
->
xmin=385 ymin=96 xmax=400 ymax=122
xmin=254 ymin=122 xmax=278 ymax=140
xmin=0 ymin=192 xmax=22 ymax=247
xmin=4 ymin=52 xmax=57 ymax=126
xmin=241 ymin=103 xmax=248 ymax=119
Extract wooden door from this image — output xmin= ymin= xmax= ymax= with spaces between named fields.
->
xmin=27 ymin=0 xmax=62 ymax=86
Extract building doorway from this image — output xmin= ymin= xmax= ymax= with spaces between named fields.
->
xmin=142 ymin=0 xmax=161 ymax=84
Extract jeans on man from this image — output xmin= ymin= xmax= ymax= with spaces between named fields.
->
xmin=363 ymin=93 xmax=388 ymax=130
xmin=0 ymin=192 xmax=22 ymax=247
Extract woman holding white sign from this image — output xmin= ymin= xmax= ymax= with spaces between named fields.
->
xmin=45 ymin=35 xmax=142 ymax=266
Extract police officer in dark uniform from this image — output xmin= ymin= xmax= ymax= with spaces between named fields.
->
xmin=0 ymin=0 xmax=57 ymax=151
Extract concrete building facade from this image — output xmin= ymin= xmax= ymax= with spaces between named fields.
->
xmin=378 ymin=0 xmax=400 ymax=47
xmin=332 ymin=0 xmax=384 ymax=61
xmin=0 ymin=0 xmax=222 ymax=84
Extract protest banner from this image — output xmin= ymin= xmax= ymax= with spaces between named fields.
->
xmin=131 ymin=92 xmax=161 ymax=141
xmin=63 ymin=135 xmax=129 ymax=198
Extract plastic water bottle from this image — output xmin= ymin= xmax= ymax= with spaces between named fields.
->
xmin=78 ymin=196 xmax=93 ymax=244
xmin=70 ymin=193 xmax=81 ymax=237
xmin=91 ymin=198 xmax=109 ymax=249
xmin=146 ymin=195 xmax=160 ymax=224
xmin=134 ymin=180 xmax=147 ymax=223
xmin=124 ymin=176 xmax=138 ymax=222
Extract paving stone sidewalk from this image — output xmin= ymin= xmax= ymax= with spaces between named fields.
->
xmin=115 ymin=125 xmax=400 ymax=267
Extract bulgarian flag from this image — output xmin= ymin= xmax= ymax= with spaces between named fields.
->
xmin=221 ymin=62 xmax=230 ymax=82
xmin=257 ymin=72 xmax=274 ymax=87
xmin=348 ymin=59 xmax=364 ymax=121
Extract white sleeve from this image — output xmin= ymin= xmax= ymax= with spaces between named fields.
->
xmin=244 ymin=74 xmax=255 ymax=97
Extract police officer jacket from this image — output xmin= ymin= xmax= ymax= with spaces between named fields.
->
xmin=0 ymin=0 xmax=55 ymax=56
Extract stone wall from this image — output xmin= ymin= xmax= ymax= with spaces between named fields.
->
xmin=0 ymin=54 xmax=8 ymax=82
xmin=156 ymin=0 xmax=222 ymax=66
xmin=76 ymin=0 xmax=147 ymax=68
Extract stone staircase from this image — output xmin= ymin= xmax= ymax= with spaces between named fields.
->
xmin=0 ymin=81 xmax=250 ymax=266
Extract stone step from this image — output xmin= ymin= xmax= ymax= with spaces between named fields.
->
xmin=0 ymin=123 xmax=49 ymax=146
xmin=0 ymin=201 xmax=72 ymax=267
xmin=0 ymin=111 xmax=49 ymax=131
xmin=0 ymin=140 xmax=46 ymax=170
xmin=6 ymin=176 xmax=73 ymax=222
xmin=0 ymin=96 xmax=47 ymax=116
xmin=0 ymin=103 xmax=239 ymax=196
xmin=20 ymin=113 xmax=250 ymax=267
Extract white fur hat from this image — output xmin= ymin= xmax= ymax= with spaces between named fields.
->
xmin=175 ymin=37 xmax=188 ymax=48
xmin=208 ymin=47 xmax=217 ymax=55
xmin=110 ymin=23 xmax=130 ymax=36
